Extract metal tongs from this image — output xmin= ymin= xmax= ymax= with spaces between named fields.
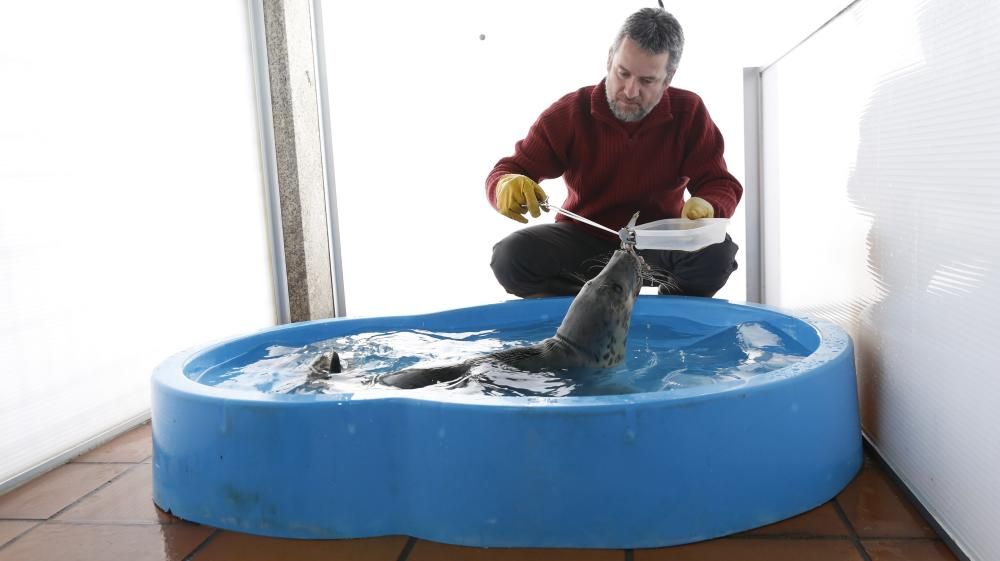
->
xmin=539 ymin=200 xmax=640 ymax=252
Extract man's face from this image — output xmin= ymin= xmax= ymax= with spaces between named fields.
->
xmin=605 ymin=36 xmax=671 ymax=122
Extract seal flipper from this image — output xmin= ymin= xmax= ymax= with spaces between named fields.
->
xmin=307 ymin=351 xmax=342 ymax=381
xmin=328 ymin=352 xmax=342 ymax=373
xmin=378 ymin=362 xmax=472 ymax=389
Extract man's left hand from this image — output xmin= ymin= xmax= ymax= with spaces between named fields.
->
xmin=681 ymin=197 xmax=714 ymax=219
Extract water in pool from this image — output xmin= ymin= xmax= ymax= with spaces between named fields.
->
xmin=194 ymin=316 xmax=813 ymax=397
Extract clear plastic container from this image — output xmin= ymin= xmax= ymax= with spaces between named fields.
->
xmin=632 ymin=218 xmax=729 ymax=251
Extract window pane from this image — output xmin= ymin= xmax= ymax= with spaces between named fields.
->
xmin=320 ymin=1 xmax=843 ymax=316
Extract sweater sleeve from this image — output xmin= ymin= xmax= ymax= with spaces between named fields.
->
xmin=485 ymin=101 xmax=572 ymax=209
xmin=681 ymin=98 xmax=743 ymax=218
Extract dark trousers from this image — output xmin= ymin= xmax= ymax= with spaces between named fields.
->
xmin=490 ymin=222 xmax=739 ymax=297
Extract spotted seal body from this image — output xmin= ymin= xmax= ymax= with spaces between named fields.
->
xmin=368 ymin=249 xmax=644 ymax=389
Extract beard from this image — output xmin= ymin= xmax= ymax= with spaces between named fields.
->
xmin=604 ymin=83 xmax=653 ymax=122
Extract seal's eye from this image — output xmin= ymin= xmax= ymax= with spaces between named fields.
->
xmin=610 ymin=283 xmax=624 ymax=295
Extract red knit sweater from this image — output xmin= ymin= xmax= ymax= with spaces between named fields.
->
xmin=486 ymin=79 xmax=742 ymax=237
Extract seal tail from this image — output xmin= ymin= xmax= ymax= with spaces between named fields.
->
xmin=378 ymin=363 xmax=472 ymax=389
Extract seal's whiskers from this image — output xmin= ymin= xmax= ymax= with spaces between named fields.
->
xmin=642 ymin=267 xmax=680 ymax=294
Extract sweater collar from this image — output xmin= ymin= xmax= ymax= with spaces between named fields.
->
xmin=590 ymin=78 xmax=675 ymax=130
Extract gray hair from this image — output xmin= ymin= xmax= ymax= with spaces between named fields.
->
xmin=611 ymin=8 xmax=684 ymax=81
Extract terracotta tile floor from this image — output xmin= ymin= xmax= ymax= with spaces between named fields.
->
xmin=0 ymin=422 xmax=960 ymax=561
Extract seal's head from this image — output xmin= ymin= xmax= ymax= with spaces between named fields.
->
xmin=555 ymin=250 xmax=644 ymax=367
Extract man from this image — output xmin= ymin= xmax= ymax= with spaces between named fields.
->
xmin=486 ymin=7 xmax=741 ymax=298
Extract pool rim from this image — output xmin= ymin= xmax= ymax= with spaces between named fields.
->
xmin=154 ymin=295 xmax=851 ymax=407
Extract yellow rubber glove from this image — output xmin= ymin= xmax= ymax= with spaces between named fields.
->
xmin=681 ymin=196 xmax=714 ymax=220
xmin=496 ymin=174 xmax=547 ymax=224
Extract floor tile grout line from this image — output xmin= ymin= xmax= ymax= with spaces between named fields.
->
xmin=853 ymin=540 xmax=877 ymax=561
xmin=395 ymin=536 xmax=417 ymax=561
xmin=853 ymin=536 xmax=950 ymax=542
xmin=43 ymin=462 xmax=147 ymax=522
xmin=727 ymin=535 xmax=856 ymax=541
xmin=861 ymin=439 xmax=971 ymax=561
xmin=66 ymin=426 xmax=152 ymax=465
xmin=832 ymin=497 xmax=861 ymax=538
xmin=832 ymin=498 xmax=874 ymax=561
xmin=35 ymin=519 xmax=183 ymax=527
xmin=0 ymin=461 xmax=142 ymax=523
xmin=0 ymin=521 xmax=41 ymax=553
xmin=182 ymin=528 xmax=221 ymax=561
xmin=70 ymin=457 xmax=150 ymax=465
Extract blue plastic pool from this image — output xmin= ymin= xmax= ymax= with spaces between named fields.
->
xmin=151 ymin=296 xmax=862 ymax=548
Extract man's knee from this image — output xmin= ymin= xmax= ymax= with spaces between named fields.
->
xmin=695 ymin=237 xmax=739 ymax=293
xmin=659 ymin=236 xmax=739 ymax=297
xmin=702 ymin=234 xmax=739 ymax=263
xmin=490 ymin=230 xmax=541 ymax=296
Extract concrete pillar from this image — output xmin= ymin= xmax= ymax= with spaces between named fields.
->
xmin=259 ymin=0 xmax=342 ymax=321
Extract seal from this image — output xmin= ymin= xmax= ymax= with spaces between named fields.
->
xmin=347 ymin=248 xmax=645 ymax=389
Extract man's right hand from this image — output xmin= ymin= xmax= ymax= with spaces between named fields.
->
xmin=496 ymin=174 xmax=548 ymax=224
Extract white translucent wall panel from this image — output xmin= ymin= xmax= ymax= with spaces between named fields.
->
xmin=761 ymin=0 xmax=1000 ymax=558
xmin=320 ymin=1 xmax=846 ymax=318
xmin=0 ymin=2 xmax=275 ymax=488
